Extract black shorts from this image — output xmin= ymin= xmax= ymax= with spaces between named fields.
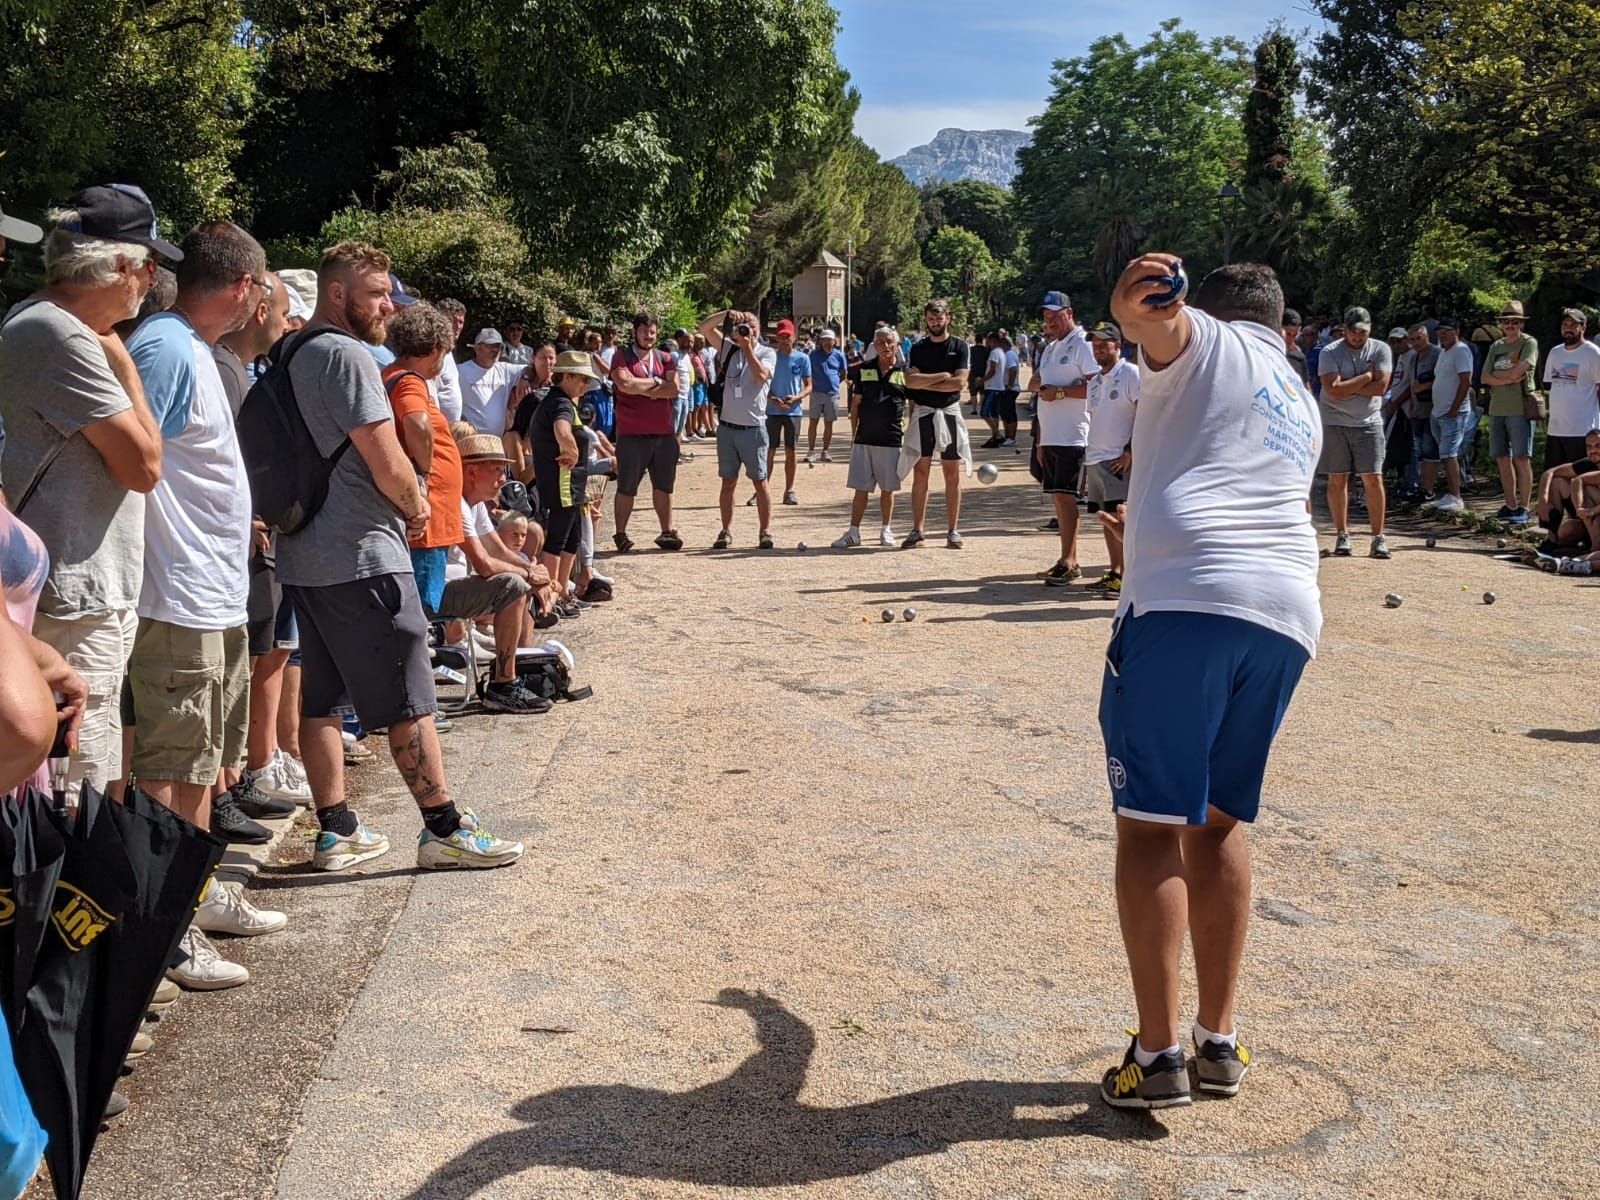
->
xmin=540 ymin=504 xmax=584 ymax=556
xmin=765 ymin=413 xmax=800 ymax=449
xmin=997 ymin=389 xmax=1018 ymax=424
xmin=246 ymin=555 xmax=281 ymax=657
xmin=917 ymin=408 xmax=963 ymax=461
xmin=1039 ymin=444 xmax=1086 ymax=495
xmin=615 ymin=434 xmax=678 ymax=498
xmin=286 ymin=573 xmax=437 ymax=730
xmin=1546 ymin=435 xmax=1589 ymax=478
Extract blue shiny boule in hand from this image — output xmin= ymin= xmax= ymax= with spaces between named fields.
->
xmin=1141 ymin=260 xmax=1188 ymax=308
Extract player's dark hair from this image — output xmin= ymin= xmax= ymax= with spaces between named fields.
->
xmin=1192 ymin=262 xmax=1284 ymax=329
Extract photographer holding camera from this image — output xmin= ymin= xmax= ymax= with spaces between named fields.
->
xmin=699 ymin=308 xmax=777 ymax=549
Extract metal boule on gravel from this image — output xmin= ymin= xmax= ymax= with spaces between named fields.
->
xmin=977 ymin=463 xmax=999 ymax=484
xmin=1497 ymin=538 xmax=1508 ymax=549
xmin=1426 ymin=536 xmax=1437 ymax=548
xmin=881 ymin=609 xmax=896 ymax=623
xmin=797 ymin=541 xmax=808 ymax=552
xmin=902 ymin=607 xmax=917 ymax=622
xmin=1483 ymin=591 xmax=1497 ymax=605
xmin=1384 ymin=593 xmax=1403 ymax=608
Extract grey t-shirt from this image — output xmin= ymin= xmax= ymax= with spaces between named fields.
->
xmin=1317 ymin=337 xmax=1394 ymax=427
xmin=275 ymin=326 xmax=411 ymax=587
xmin=0 ymin=299 xmax=145 ymax=618
xmin=718 ymin=342 xmax=778 ymax=427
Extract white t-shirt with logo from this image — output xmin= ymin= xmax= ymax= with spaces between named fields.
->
xmin=1122 ymin=308 xmax=1323 ymax=657
xmin=1431 ymin=342 xmax=1475 ymax=417
xmin=125 ymin=313 xmax=251 ymax=629
xmin=457 ymin=359 xmax=523 ymax=433
xmin=1085 ymin=359 xmax=1140 ymax=465
xmin=1543 ymin=339 xmax=1600 ymax=437
xmin=1036 ymin=326 xmax=1097 ymax=446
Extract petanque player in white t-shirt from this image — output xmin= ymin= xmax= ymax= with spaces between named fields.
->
xmin=1096 ymin=255 xmax=1323 ymax=1111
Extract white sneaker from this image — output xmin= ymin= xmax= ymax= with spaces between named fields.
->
xmin=820 ymin=450 xmax=834 ymax=463
xmin=416 ymin=808 xmax=524 ymax=870
xmin=803 ymin=451 xmax=817 ymax=464
xmin=831 ymin=528 xmax=862 ymax=549
xmin=472 ymin=628 xmax=498 ymax=657
xmin=167 ymin=926 xmax=249 ymax=990
xmin=277 ymin=750 xmax=309 ymax=789
xmin=313 ymin=822 xmax=391 ymax=872
xmin=1432 ymin=494 xmax=1466 ymax=512
xmin=251 ymin=756 xmax=311 ymax=805
xmin=879 ymin=526 xmax=899 ymax=547
xmin=194 ymin=880 xmax=287 ymax=937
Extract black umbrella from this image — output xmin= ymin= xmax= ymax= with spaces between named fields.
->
xmin=5 ymin=781 xmax=222 ymax=1200
xmin=0 ymin=793 xmax=65 ymax=1031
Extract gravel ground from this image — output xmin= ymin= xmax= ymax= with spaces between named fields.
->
xmin=68 ymin=409 xmax=1600 ymax=1200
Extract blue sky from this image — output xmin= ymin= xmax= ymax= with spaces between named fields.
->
xmin=834 ymin=1 xmax=1318 ymax=160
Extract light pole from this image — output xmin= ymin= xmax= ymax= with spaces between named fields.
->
xmin=845 ymin=236 xmax=854 ymax=342
xmin=1217 ymin=183 xmax=1241 ymax=265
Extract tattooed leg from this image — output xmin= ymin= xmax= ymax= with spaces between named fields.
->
xmin=388 ymin=716 xmax=452 ymax=811
xmin=492 ymin=601 xmax=520 ymax=684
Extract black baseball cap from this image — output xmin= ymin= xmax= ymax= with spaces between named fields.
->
xmin=61 ymin=184 xmax=183 ymax=260
xmin=1437 ymin=316 xmax=1461 ymax=331
xmin=1087 ymin=321 xmax=1123 ymax=342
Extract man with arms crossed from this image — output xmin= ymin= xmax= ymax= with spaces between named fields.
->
xmin=1034 ymin=290 xmax=1098 ymax=581
xmin=1316 ymin=306 xmax=1392 ymax=558
xmin=1082 ymin=321 xmax=1138 ymax=593
xmin=1099 ymin=254 xmax=1322 ymax=1109
xmin=610 ymin=312 xmax=683 ymax=552
xmin=897 ymin=299 xmax=970 ymax=548
xmin=1422 ymin=318 xmax=1475 ymax=513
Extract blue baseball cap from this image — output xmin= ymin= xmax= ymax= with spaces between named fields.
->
xmin=1040 ymin=290 xmax=1070 ymax=312
xmin=389 ymin=273 xmax=417 ymax=305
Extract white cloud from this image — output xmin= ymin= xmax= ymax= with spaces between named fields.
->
xmin=856 ymin=99 xmax=1045 ymax=161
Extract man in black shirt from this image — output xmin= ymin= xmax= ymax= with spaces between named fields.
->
xmin=832 ymin=326 xmax=909 ymax=548
xmin=901 ymin=299 xmax=971 ymax=549
xmin=967 ymin=332 xmax=987 ymax=414
xmin=1281 ymin=308 xmax=1310 ymax=387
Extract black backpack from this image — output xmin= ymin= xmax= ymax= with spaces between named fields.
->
xmin=236 ymin=326 xmax=358 ymax=534
xmin=518 ymin=649 xmax=593 ymax=703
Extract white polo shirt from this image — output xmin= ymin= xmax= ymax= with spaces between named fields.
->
xmin=1121 ymin=308 xmax=1323 ymax=657
xmin=1085 ymin=359 xmax=1140 ymax=465
xmin=1036 ymin=325 xmax=1097 ymax=446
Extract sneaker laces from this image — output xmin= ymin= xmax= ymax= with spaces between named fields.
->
xmin=186 ymin=926 xmax=222 ymax=968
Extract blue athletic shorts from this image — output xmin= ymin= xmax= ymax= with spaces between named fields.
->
xmin=1098 ymin=611 xmax=1308 ymax=825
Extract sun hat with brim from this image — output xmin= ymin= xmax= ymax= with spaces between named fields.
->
xmin=62 ymin=184 xmax=184 ymax=260
xmin=1497 ymin=300 xmax=1528 ymax=322
xmin=457 ymin=433 xmax=510 ymax=463
xmin=0 ymin=201 xmax=42 ymax=245
xmin=553 ymin=350 xmax=601 ymax=381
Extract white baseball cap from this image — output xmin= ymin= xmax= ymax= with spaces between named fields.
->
xmin=474 ymin=328 xmax=503 ymax=346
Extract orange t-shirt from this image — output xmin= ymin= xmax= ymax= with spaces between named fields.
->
xmin=383 ymin=365 xmax=464 ymax=549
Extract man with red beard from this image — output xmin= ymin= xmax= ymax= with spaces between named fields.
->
xmin=277 ymin=241 xmax=523 ymax=875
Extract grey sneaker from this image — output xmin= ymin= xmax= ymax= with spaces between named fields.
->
xmin=1370 ymin=534 xmax=1391 ymax=559
xmin=902 ymin=529 xmax=925 ymax=549
xmin=946 ymin=531 xmax=964 ymax=549
xmin=1100 ymin=1033 xmax=1192 ymax=1110
xmin=1333 ymin=531 xmax=1352 ymax=556
xmin=1193 ymin=1035 xmax=1251 ymax=1097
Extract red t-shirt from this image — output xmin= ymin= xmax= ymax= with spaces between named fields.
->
xmin=613 ymin=347 xmax=675 ymax=437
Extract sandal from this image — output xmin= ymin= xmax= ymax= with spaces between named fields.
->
xmin=655 ymin=529 xmax=683 ymax=551
xmin=712 ymin=530 xmax=732 ymax=550
xmin=758 ymin=531 xmax=774 ymax=550
xmin=613 ymin=532 xmax=634 ymax=553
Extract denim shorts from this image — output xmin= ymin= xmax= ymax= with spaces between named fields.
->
xmin=1431 ymin=411 xmax=1471 ymax=460
xmin=1411 ymin=416 xmax=1440 ymax=463
xmin=717 ymin=422 xmax=769 ymax=481
xmin=1490 ymin=413 xmax=1535 ymax=459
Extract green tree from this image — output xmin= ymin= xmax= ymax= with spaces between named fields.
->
xmin=924 ymin=225 xmax=1010 ymax=330
xmin=0 ymin=0 xmax=253 ymax=228
xmin=419 ymin=0 xmax=841 ymax=272
xmin=1013 ymin=20 xmax=1250 ymax=314
xmin=1243 ymin=28 xmax=1298 ymax=187
xmin=918 ymin=179 xmax=1018 ymax=261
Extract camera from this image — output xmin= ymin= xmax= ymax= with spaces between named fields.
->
xmin=733 ymin=322 xmax=751 ymax=338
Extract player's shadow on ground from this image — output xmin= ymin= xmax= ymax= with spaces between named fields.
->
xmin=1525 ymin=727 xmax=1600 ymax=744
xmin=401 ymin=988 xmax=1158 ymax=1198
